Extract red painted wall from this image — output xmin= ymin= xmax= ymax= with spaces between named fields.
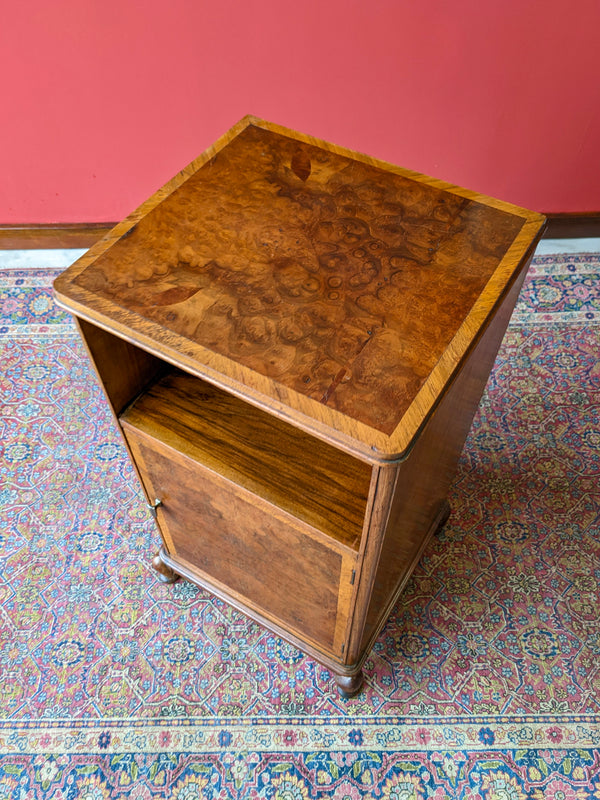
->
xmin=2 ymin=0 xmax=599 ymax=223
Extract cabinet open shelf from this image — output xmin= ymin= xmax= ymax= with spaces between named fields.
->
xmin=119 ymin=367 xmax=372 ymax=550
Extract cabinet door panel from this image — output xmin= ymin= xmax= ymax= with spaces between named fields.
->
xmin=125 ymin=429 xmax=349 ymax=652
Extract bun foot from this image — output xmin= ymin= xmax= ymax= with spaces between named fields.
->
xmin=152 ymin=549 xmax=179 ymax=584
xmin=335 ymin=671 xmax=364 ymax=698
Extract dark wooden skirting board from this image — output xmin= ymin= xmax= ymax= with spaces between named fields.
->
xmin=543 ymin=212 xmax=600 ymax=239
xmin=0 ymin=223 xmax=116 ymax=250
xmin=1 ymin=214 xmax=599 ymax=250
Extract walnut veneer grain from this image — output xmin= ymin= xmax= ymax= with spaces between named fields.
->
xmin=54 ymin=116 xmax=545 ymax=461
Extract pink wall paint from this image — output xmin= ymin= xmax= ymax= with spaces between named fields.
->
xmin=2 ymin=0 xmax=599 ymax=224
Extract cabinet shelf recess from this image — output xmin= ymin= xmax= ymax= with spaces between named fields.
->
xmin=120 ymin=368 xmax=371 ymax=549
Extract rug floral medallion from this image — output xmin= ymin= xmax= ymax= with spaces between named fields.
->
xmin=0 ymin=253 xmax=599 ymax=798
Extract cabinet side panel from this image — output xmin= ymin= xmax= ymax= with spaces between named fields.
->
xmin=354 ymin=260 xmax=530 ymax=657
xmin=128 ymin=433 xmax=345 ymax=651
xmin=77 ymin=318 xmax=166 ymax=416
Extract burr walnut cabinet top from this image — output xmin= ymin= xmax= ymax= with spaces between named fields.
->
xmin=54 ymin=116 xmax=545 ymax=461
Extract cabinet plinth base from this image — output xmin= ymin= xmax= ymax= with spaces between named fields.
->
xmin=335 ymin=671 xmax=364 ymax=698
xmin=152 ymin=549 xmax=180 ymax=584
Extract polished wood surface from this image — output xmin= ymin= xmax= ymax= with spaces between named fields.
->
xmin=70 ymin=124 xmax=524 ymax=437
xmin=53 ymin=117 xmax=546 ymax=693
xmin=54 ymin=116 xmax=545 ymax=460
xmin=120 ymin=367 xmax=371 ymax=548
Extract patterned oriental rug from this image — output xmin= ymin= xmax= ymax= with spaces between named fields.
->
xmin=0 ymin=252 xmax=599 ymax=798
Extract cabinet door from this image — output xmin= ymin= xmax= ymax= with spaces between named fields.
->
xmin=124 ymin=429 xmax=355 ymax=656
